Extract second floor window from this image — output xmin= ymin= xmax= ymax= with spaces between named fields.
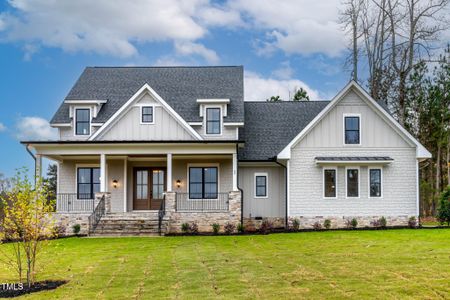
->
xmin=75 ymin=109 xmax=90 ymax=135
xmin=344 ymin=116 xmax=360 ymax=144
xmin=141 ymin=106 xmax=153 ymax=123
xmin=206 ymin=108 xmax=221 ymax=134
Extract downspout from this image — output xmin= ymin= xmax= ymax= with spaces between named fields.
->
xmin=236 ymin=144 xmax=244 ymax=226
xmin=24 ymin=144 xmax=37 ymax=184
xmin=274 ymin=158 xmax=288 ymax=229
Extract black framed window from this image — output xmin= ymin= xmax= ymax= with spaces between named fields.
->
xmin=206 ymin=108 xmax=221 ymax=134
xmin=75 ymin=109 xmax=90 ymax=135
xmin=344 ymin=116 xmax=360 ymax=144
xmin=369 ymin=169 xmax=382 ymax=197
xmin=189 ymin=167 xmax=218 ymax=199
xmin=346 ymin=169 xmax=359 ymax=197
xmin=324 ymin=169 xmax=336 ymax=198
xmin=255 ymin=175 xmax=267 ymax=197
xmin=77 ymin=167 xmax=100 ymax=199
xmin=142 ymin=106 xmax=153 ymax=123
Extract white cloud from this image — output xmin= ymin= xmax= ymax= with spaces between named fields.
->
xmin=174 ymin=41 xmax=219 ymax=64
xmin=229 ymin=0 xmax=345 ymax=57
xmin=272 ymin=61 xmax=294 ymax=80
xmin=0 ymin=122 xmax=6 ymax=132
xmin=16 ymin=117 xmax=57 ymax=140
xmin=244 ymin=71 xmax=320 ymax=101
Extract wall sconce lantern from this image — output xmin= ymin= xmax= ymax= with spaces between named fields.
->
xmin=176 ymin=180 xmax=181 ymax=188
xmin=112 ymin=180 xmax=118 ymax=188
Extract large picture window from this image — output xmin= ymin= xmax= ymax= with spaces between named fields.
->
xmin=206 ymin=108 xmax=221 ymax=134
xmin=189 ymin=167 xmax=218 ymax=199
xmin=75 ymin=109 xmax=90 ymax=135
xmin=369 ymin=168 xmax=382 ymax=197
xmin=323 ymin=169 xmax=336 ymax=198
xmin=346 ymin=168 xmax=359 ymax=197
xmin=344 ymin=116 xmax=360 ymax=144
xmin=255 ymin=173 xmax=268 ymax=198
xmin=77 ymin=167 xmax=100 ymax=199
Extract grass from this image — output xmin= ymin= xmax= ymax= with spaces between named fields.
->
xmin=1 ymin=229 xmax=449 ymax=299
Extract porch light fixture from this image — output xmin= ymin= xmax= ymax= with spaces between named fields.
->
xmin=112 ymin=180 xmax=118 ymax=188
xmin=176 ymin=180 xmax=181 ymax=188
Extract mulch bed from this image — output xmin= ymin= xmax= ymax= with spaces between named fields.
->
xmin=0 ymin=280 xmax=68 ymax=298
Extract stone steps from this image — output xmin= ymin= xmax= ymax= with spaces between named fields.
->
xmin=90 ymin=213 xmax=168 ymax=236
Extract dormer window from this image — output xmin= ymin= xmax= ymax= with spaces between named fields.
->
xmin=141 ymin=106 xmax=154 ymax=124
xmin=344 ymin=114 xmax=360 ymax=145
xmin=75 ymin=108 xmax=90 ymax=135
xmin=206 ymin=107 xmax=221 ymax=135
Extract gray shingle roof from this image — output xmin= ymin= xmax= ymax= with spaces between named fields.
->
xmin=51 ymin=66 xmax=244 ymax=124
xmin=238 ymin=101 xmax=330 ymax=161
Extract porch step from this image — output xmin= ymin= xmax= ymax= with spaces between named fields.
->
xmin=90 ymin=213 xmax=168 ymax=236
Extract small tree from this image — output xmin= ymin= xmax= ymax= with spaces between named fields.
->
xmin=267 ymin=95 xmax=282 ymax=102
xmin=43 ymin=164 xmax=57 ymax=203
xmin=437 ymin=186 xmax=450 ymax=226
xmin=0 ymin=168 xmax=56 ymax=287
xmin=292 ymin=88 xmax=310 ymax=101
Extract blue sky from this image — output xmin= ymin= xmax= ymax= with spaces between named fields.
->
xmin=0 ymin=0 xmax=349 ymax=178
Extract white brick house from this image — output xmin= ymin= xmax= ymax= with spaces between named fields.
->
xmin=22 ymin=66 xmax=431 ymax=235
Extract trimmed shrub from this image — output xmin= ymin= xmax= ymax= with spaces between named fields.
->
xmin=224 ymin=222 xmax=236 ymax=235
xmin=181 ymin=223 xmax=190 ymax=234
xmin=190 ymin=222 xmax=199 ymax=235
xmin=313 ymin=222 xmax=322 ymax=230
xmin=54 ymin=224 xmax=66 ymax=238
xmin=237 ymin=223 xmax=245 ymax=233
xmin=437 ymin=187 xmax=450 ymax=226
xmin=408 ymin=216 xmax=417 ymax=228
xmin=347 ymin=218 xmax=358 ymax=229
xmin=379 ymin=216 xmax=387 ymax=228
xmin=323 ymin=219 xmax=331 ymax=230
xmin=291 ymin=218 xmax=300 ymax=231
xmin=72 ymin=224 xmax=81 ymax=235
xmin=259 ymin=220 xmax=273 ymax=234
xmin=211 ymin=223 xmax=220 ymax=234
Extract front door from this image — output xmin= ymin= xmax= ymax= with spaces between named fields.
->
xmin=133 ymin=168 xmax=166 ymax=210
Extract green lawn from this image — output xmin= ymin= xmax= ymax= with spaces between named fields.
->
xmin=1 ymin=229 xmax=449 ymax=299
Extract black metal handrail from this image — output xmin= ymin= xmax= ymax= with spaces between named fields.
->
xmin=158 ymin=194 xmax=166 ymax=235
xmin=56 ymin=193 xmax=95 ymax=212
xmin=175 ymin=193 xmax=229 ymax=211
xmin=88 ymin=195 xmax=105 ymax=234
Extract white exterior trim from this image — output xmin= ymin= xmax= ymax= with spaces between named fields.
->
xmin=322 ymin=167 xmax=338 ymax=199
xmin=89 ymin=84 xmax=203 ymax=141
xmin=196 ymin=99 xmax=230 ymax=104
xmin=368 ymin=167 xmax=383 ymax=198
xmin=345 ymin=166 xmax=360 ymax=199
xmin=188 ymin=122 xmax=202 ymax=126
xmin=343 ymin=113 xmax=361 ymax=146
xmin=186 ymin=163 xmax=220 ymax=199
xmin=64 ymin=100 xmax=107 ymax=104
xmin=277 ymin=81 xmax=432 ymax=159
xmin=139 ymin=105 xmax=155 ymax=125
xmin=224 ymin=122 xmax=244 ymax=127
xmin=123 ymin=158 xmax=127 ymax=212
xmin=416 ymin=160 xmax=420 ymax=218
xmin=51 ymin=123 xmax=71 ymax=127
xmin=254 ymin=172 xmax=268 ymax=198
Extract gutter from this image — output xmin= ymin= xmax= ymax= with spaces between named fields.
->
xmin=273 ymin=157 xmax=288 ymax=229
xmin=24 ymin=144 xmax=37 ymax=184
xmin=236 ymin=144 xmax=244 ymax=226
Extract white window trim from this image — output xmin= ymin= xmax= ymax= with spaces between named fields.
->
xmin=343 ymin=113 xmax=362 ymax=146
xmin=368 ymin=167 xmax=383 ymax=198
xmin=73 ymin=107 xmax=92 ymax=137
xmin=75 ymin=164 xmax=101 ymax=199
xmin=186 ymin=163 xmax=220 ymax=200
xmin=322 ymin=167 xmax=338 ymax=199
xmin=140 ymin=105 xmax=155 ymax=125
xmin=345 ymin=166 xmax=360 ymax=198
xmin=254 ymin=172 xmax=268 ymax=199
xmin=204 ymin=106 xmax=223 ymax=136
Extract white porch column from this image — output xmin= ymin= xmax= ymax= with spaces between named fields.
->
xmin=232 ymin=153 xmax=238 ymax=191
xmin=35 ymin=154 xmax=42 ymax=182
xmin=100 ymin=154 xmax=107 ymax=192
xmin=167 ymin=153 xmax=173 ymax=192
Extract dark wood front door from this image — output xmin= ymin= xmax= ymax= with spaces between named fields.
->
xmin=133 ymin=168 xmax=166 ymax=210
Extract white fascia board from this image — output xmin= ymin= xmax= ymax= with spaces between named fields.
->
xmin=89 ymin=84 xmax=203 ymax=141
xmin=196 ymin=99 xmax=230 ymax=104
xmin=64 ymin=100 xmax=108 ymax=104
xmin=277 ymin=81 xmax=432 ymax=160
xmin=51 ymin=123 xmax=71 ymax=127
xmin=188 ymin=122 xmax=203 ymax=126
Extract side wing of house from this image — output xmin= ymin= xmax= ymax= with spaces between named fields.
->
xmin=283 ymin=83 xmax=430 ymax=227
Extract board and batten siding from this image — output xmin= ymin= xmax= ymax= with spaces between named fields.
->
xmin=239 ymin=166 xmax=285 ymax=218
xmin=289 ymin=89 xmax=418 ymax=217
